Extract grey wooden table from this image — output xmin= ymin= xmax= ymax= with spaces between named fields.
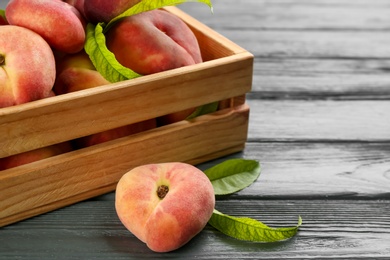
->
xmin=1 ymin=0 xmax=390 ymax=259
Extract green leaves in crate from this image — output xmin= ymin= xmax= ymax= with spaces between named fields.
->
xmin=203 ymin=159 xmax=301 ymax=243
xmin=204 ymin=159 xmax=261 ymax=195
xmin=0 ymin=9 xmax=6 ymax=21
xmin=85 ymin=0 xmax=213 ymax=83
xmin=186 ymin=102 xmax=219 ymax=120
xmin=0 ymin=9 xmax=7 ymax=26
xmin=85 ymin=23 xmax=141 ymax=83
xmin=209 ymin=210 xmax=302 ymax=243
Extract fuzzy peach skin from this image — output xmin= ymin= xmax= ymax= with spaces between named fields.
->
xmin=0 ymin=142 xmax=73 ymax=170
xmin=6 ymin=0 xmax=86 ymax=53
xmin=0 ymin=25 xmax=56 ymax=108
xmin=115 ymin=162 xmax=215 ymax=252
xmin=53 ymin=50 xmax=111 ymax=95
xmin=105 ymin=9 xmax=202 ymax=123
xmin=64 ymin=0 xmax=86 ymax=19
xmin=83 ymin=0 xmax=141 ymax=23
xmin=105 ymin=9 xmax=202 ymax=75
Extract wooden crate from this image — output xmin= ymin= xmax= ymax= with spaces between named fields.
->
xmin=0 ymin=6 xmax=253 ymax=227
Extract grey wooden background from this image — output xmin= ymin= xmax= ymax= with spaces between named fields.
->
xmin=1 ymin=0 xmax=390 ymax=259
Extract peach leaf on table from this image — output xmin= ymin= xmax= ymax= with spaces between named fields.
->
xmin=203 ymin=159 xmax=302 ymax=243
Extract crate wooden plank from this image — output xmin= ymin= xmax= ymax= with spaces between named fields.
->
xmin=0 ymin=104 xmax=249 ymax=227
xmin=0 ymin=52 xmax=252 ymax=158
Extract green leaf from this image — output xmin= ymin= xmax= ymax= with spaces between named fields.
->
xmin=208 ymin=209 xmax=302 ymax=242
xmin=186 ymin=101 xmax=219 ymax=120
xmin=105 ymin=0 xmax=213 ymax=33
xmin=0 ymin=9 xmax=6 ymax=22
xmin=84 ymin=23 xmax=141 ymax=83
xmin=204 ymin=159 xmax=261 ymax=196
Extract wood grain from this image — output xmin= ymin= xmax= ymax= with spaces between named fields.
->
xmin=179 ymin=0 xmax=390 ymax=30
xmin=216 ymin=30 xmax=390 ymax=60
xmin=197 ymin=142 xmax=390 ymax=199
xmin=0 ymin=104 xmax=249 ymax=227
xmin=1 ymin=199 xmax=389 ymax=259
xmin=250 ymin=58 xmax=390 ymax=99
xmin=0 ymin=51 xmax=252 ymax=158
xmin=181 ymin=0 xmax=390 ymax=99
xmin=1 ymin=0 xmax=390 ymax=259
xmin=247 ymin=100 xmax=390 ymax=141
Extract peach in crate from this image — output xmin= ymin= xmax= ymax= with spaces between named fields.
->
xmin=0 ymin=6 xmax=253 ymax=227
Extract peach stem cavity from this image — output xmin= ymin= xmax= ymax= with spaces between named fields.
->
xmin=0 ymin=54 xmax=5 ymax=66
xmin=157 ymin=185 xmax=169 ymax=199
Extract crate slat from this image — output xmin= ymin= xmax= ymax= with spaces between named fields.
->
xmin=0 ymin=52 xmax=252 ymax=157
xmin=0 ymin=104 xmax=249 ymax=227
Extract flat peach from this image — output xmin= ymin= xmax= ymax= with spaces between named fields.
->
xmin=116 ymin=162 xmax=215 ymax=252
